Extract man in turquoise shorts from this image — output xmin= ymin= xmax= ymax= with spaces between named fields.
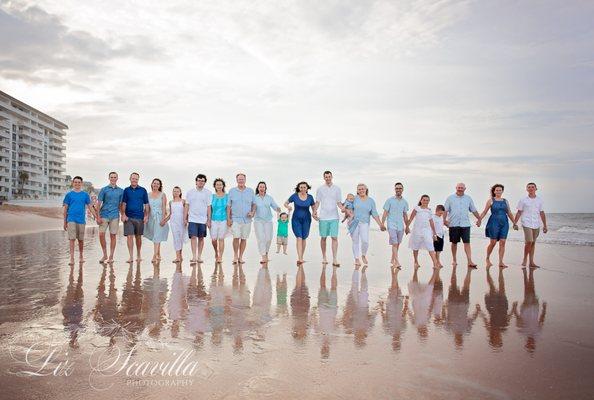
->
xmin=314 ymin=171 xmax=343 ymax=266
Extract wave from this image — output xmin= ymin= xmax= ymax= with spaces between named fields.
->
xmin=557 ymin=226 xmax=594 ymax=235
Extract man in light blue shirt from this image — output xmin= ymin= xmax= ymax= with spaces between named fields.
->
xmin=381 ymin=182 xmax=409 ymax=268
xmin=444 ymin=182 xmax=481 ymax=268
xmin=97 ymin=171 xmax=124 ymax=263
xmin=228 ymin=173 xmax=256 ymax=264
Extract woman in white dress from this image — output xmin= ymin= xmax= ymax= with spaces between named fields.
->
xmin=406 ymin=194 xmax=440 ymax=269
xmin=169 ymin=186 xmax=187 ymax=263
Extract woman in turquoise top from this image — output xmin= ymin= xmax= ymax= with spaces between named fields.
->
xmin=478 ymin=184 xmax=517 ymax=268
xmin=351 ymin=183 xmax=386 ymax=266
xmin=254 ymin=181 xmax=281 ymax=263
xmin=284 ymin=181 xmax=317 ymax=265
xmin=210 ymin=178 xmax=229 ymax=263
xmin=144 ymin=178 xmax=170 ymax=263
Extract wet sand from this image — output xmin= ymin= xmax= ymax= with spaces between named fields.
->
xmin=0 ymin=226 xmax=593 ymax=399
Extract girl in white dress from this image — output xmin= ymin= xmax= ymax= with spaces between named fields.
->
xmin=406 ymin=195 xmax=440 ymax=269
xmin=169 ymin=186 xmax=187 ymax=263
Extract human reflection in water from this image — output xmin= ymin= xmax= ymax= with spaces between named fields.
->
xmin=276 ymin=273 xmax=288 ymax=317
xmin=252 ymin=266 xmax=272 ymax=339
xmin=290 ymin=265 xmax=310 ymax=341
xmin=230 ymin=264 xmax=251 ymax=353
xmin=430 ymin=268 xmax=444 ymax=327
xmin=118 ymin=262 xmax=144 ymax=347
xmin=343 ymin=266 xmax=376 ymax=347
xmin=513 ymin=267 xmax=547 ymax=353
xmin=444 ymin=266 xmax=480 ymax=349
xmin=168 ymin=262 xmax=188 ymax=338
xmin=407 ymin=266 xmax=440 ymax=341
xmin=481 ymin=266 xmax=513 ymax=350
xmin=93 ymin=263 xmax=118 ymax=344
xmin=379 ymin=268 xmax=408 ymax=351
xmin=186 ymin=264 xmax=209 ymax=348
xmin=314 ymin=265 xmax=339 ymax=358
xmin=209 ymin=264 xmax=228 ymax=347
xmin=142 ymin=263 xmax=169 ymax=339
xmin=62 ymin=263 xmax=84 ymax=348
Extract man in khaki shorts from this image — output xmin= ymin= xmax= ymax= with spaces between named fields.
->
xmin=514 ymin=182 xmax=548 ymax=268
xmin=63 ymin=176 xmax=97 ymax=265
xmin=97 ymin=172 xmax=124 ymax=263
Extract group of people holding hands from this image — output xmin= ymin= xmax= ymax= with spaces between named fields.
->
xmin=62 ymin=170 xmax=547 ymax=270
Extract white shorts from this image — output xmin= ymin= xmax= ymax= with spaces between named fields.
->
xmin=232 ymin=222 xmax=251 ymax=239
xmin=210 ymin=220 xmax=229 ymax=240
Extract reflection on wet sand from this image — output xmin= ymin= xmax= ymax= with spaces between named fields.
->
xmin=3 ymin=229 xmax=580 ymax=399
xmin=342 ymin=266 xmax=376 ymax=347
xmin=314 ymin=265 xmax=338 ymax=358
xmin=379 ymin=268 xmax=408 ymax=351
xmin=481 ymin=266 xmax=512 ymax=349
xmin=62 ymin=264 xmax=84 ymax=347
xmin=514 ymin=267 xmax=547 ymax=353
xmin=290 ymin=265 xmax=310 ymax=341
xmin=444 ymin=266 xmax=480 ymax=349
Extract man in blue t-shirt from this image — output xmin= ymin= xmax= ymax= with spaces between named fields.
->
xmin=121 ymin=172 xmax=149 ymax=263
xmin=63 ymin=176 xmax=97 ymax=265
xmin=97 ymin=171 xmax=124 ymax=263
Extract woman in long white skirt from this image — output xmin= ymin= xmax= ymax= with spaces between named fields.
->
xmin=406 ymin=194 xmax=440 ymax=269
xmin=169 ymin=186 xmax=187 ymax=263
xmin=254 ymin=181 xmax=281 ymax=264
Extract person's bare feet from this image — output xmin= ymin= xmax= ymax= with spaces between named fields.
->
xmin=197 ymin=259 xmax=204 ymax=264
xmin=529 ymin=264 xmax=540 ymax=269
xmin=126 ymin=258 xmax=133 ymax=263
xmin=107 ymin=257 xmax=114 ymax=263
xmin=239 ymin=259 xmax=245 ymax=264
xmin=283 ymin=251 xmax=287 ymax=255
xmin=362 ymin=265 xmax=368 ymax=273
xmin=68 ymin=258 xmax=75 ymax=266
xmin=486 ymin=259 xmax=493 ymax=268
xmin=468 ymin=262 xmax=477 ymax=269
xmin=100 ymin=256 xmax=107 ymax=264
xmin=354 ymin=258 xmax=361 ymax=266
xmin=332 ymin=260 xmax=340 ymax=267
xmin=521 ymin=259 xmax=527 ymax=267
xmin=499 ymin=263 xmax=508 ymax=269
xmin=322 ymin=258 xmax=328 ymax=265
xmin=362 ymin=255 xmax=368 ymax=265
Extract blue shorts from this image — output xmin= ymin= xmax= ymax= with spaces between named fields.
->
xmin=188 ymin=222 xmax=207 ymax=238
xmin=319 ymin=219 xmax=339 ymax=238
xmin=292 ymin=216 xmax=312 ymax=239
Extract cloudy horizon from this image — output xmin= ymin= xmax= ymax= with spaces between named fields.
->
xmin=1 ymin=0 xmax=593 ymax=212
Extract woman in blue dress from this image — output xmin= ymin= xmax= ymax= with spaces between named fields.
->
xmin=144 ymin=178 xmax=170 ymax=263
xmin=284 ymin=181 xmax=317 ymax=265
xmin=478 ymin=184 xmax=517 ymax=268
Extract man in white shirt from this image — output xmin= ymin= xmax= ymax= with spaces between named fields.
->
xmin=185 ymin=174 xmax=212 ymax=263
xmin=314 ymin=171 xmax=343 ymax=266
xmin=514 ymin=182 xmax=548 ymax=268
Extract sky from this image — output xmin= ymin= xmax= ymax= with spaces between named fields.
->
xmin=1 ymin=0 xmax=593 ymax=212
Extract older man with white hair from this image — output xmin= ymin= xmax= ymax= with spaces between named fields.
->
xmin=444 ymin=183 xmax=481 ymax=268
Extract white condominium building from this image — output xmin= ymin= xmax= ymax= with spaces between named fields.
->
xmin=0 ymin=90 xmax=68 ymax=201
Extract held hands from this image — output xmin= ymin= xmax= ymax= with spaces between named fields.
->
xmin=380 ymin=224 xmax=387 ymax=232
xmin=247 ymin=211 xmax=255 ymax=218
xmin=160 ymin=218 xmax=167 ymax=227
xmin=97 ymin=216 xmax=103 ymax=225
xmin=227 ymin=219 xmax=233 ymax=227
xmin=475 ymin=218 xmax=482 ymax=227
xmin=513 ymin=224 xmax=519 ymax=231
xmin=405 ymin=226 xmax=410 ymax=235
xmin=121 ymin=215 xmax=128 ymax=223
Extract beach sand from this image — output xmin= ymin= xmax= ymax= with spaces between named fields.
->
xmin=0 ymin=204 xmax=63 ymax=237
xmin=0 ymin=226 xmax=592 ymax=399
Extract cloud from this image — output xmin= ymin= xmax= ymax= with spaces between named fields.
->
xmin=0 ymin=1 xmax=162 ymax=87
